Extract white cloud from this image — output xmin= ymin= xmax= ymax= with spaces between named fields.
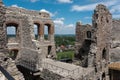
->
xmin=57 ymin=0 xmax=73 ymax=3
xmin=40 ymin=9 xmax=50 ymax=13
xmin=40 ymin=9 xmax=57 ymax=17
xmin=65 ymin=24 xmax=74 ymax=28
xmin=30 ymin=0 xmax=39 ymax=3
xmin=54 ymin=18 xmax=65 ymax=26
xmin=54 ymin=17 xmax=75 ymax=34
xmin=113 ymin=14 xmax=120 ymax=19
xmin=71 ymin=0 xmax=118 ymax=12
xmin=110 ymin=5 xmax=120 ymax=14
xmin=54 ymin=17 xmax=75 ymax=28
xmin=11 ymin=4 xmax=18 ymax=7
xmin=11 ymin=4 xmax=24 ymax=9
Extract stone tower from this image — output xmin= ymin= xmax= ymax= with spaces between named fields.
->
xmin=0 ymin=0 xmax=7 ymax=52
xmin=91 ymin=4 xmax=112 ymax=80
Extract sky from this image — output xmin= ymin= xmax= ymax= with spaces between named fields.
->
xmin=3 ymin=0 xmax=120 ymax=34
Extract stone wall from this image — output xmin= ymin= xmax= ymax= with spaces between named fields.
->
xmin=41 ymin=69 xmax=64 ymax=80
xmin=91 ymin=4 xmax=112 ymax=80
xmin=0 ymin=1 xmax=56 ymax=71
xmin=110 ymin=20 xmax=120 ymax=62
xmin=0 ymin=2 xmax=6 ymax=49
xmin=75 ymin=22 xmax=92 ymax=67
xmin=0 ymin=2 xmax=24 ymax=80
xmin=75 ymin=4 xmax=112 ymax=80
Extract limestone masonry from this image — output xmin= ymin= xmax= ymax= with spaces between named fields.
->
xmin=0 ymin=0 xmax=120 ymax=80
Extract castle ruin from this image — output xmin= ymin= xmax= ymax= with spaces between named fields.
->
xmin=0 ymin=0 xmax=120 ymax=80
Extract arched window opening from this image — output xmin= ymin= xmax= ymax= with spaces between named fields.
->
xmin=34 ymin=24 xmax=39 ymax=40
xmin=44 ymin=24 xmax=51 ymax=40
xmin=46 ymin=46 xmax=52 ymax=58
xmin=102 ymin=48 xmax=107 ymax=60
xmin=6 ymin=23 xmax=18 ymax=43
xmin=9 ymin=49 xmax=18 ymax=60
xmin=87 ymin=31 xmax=91 ymax=38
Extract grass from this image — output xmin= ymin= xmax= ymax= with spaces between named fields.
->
xmin=57 ymin=50 xmax=74 ymax=60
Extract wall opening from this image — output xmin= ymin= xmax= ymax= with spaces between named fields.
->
xmin=95 ymin=23 xmax=97 ymax=28
xmin=48 ymin=46 xmax=52 ymax=55
xmin=44 ymin=24 xmax=52 ymax=40
xmin=34 ymin=24 xmax=39 ymax=40
xmin=87 ymin=31 xmax=91 ymax=38
xmin=44 ymin=25 xmax=49 ymax=40
xmin=9 ymin=49 xmax=18 ymax=60
xmin=106 ymin=18 xmax=109 ymax=23
xmin=102 ymin=73 xmax=105 ymax=80
xmin=102 ymin=48 xmax=107 ymax=60
xmin=6 ymin=23 xmax=18 ymax=43
xmin=7 ymin=26 xmax=16 ymax=38
xmin=96 ymin=14 xmax=98 ymax=19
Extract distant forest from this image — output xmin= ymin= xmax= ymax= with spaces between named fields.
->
xmin=55 ymin=34 xmax=75 ymax=46
xmin=8 ymin=34 xmax=76 ymax=46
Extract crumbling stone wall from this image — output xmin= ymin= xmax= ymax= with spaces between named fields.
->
xmin=4 ymin=5 xmax=56 ymax=59
xmin=110 ymin=20 xmax=120 ymax=62
xmin=90 ymin=4 xmax=112 ymax=80
xmin=75 ymin=22 xmax=92 ymax=67
xmin=0 ymin=1 xmax=6 ymax=50
xmin=0 ymin=0 xmax=56 ymax=79
xmin=0 ymin=2 xmax=56 ymax=71
xmin=75 ymin=4 xmax=112 ymax=80
xmin=0 ymin=1 xmax=24 ymax=79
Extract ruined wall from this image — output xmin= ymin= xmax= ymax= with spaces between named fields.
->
xmin=75 ymin=4 xmax=112 ymax=80
xmin=0 ymin=1 xmax=25 ymax=79
xmin=41 ymin=69 xmax=64 ymax=80
xmin=0 ymin=2 xmax=6 ymax=50
xmin=92 ymin=4 xmax=112 ymax=63
xmin=3 ymin=5 xmax=56 ymax=71
xmin=110 ymin=20 xmax=120 ymax=62
xmin=0 ymin=0 xmax=56 ymax=73
xmin=91 ymin=4 xmax=112 ymax=80
xmin=5 ymin=6 xmax=56 ymax=59
xmin=16 ymin=16 xmax=40 ymax=71
xmin=75 ymin=22 xmax=92 ymax=67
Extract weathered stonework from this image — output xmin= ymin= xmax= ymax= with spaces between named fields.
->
xmin=0 ymin=0 xmax=56 ymax=79
xmin=110 ymin=20 xmax=120 ymax=62
xmin=0 ymin=1 xmax=24 ymax=80
xmin=0 ymin=1 xmax=6 ymax=50
xmin=92 ymin=4 xmax=112 ymax=80
xmin=75 ymin=4 xmax=113 ymax=80
xmin=0 ymin=1 xmax=56 ymax=72
xmin=75 ymin=22 xmax=92 ymax=67
xmin=0 ymin=0 xmax=119 ymax=79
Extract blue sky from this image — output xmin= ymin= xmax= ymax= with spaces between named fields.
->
xmin=3 ymin=0 xmax=120 ymax=34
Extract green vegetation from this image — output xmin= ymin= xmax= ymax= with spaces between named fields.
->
xmin=55 ymin=35 xmax=75 ymax=46
xmin=8 ymin=34 xmax=76 ymax=46
xmin=57 ymin=50 xmax=74 ymax=60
